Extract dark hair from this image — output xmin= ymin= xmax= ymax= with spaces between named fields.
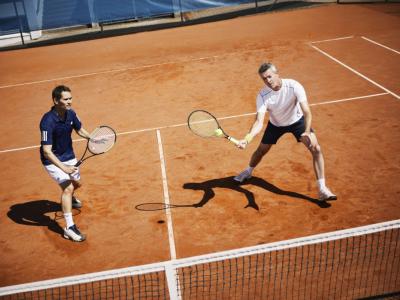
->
xmin=52 ymin=85 xmax=71 ymax=101
xmin=258 ymin=62 xmax=277 ymax=74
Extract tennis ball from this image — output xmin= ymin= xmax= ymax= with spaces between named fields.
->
xmin=214 ymin=128 xmax=223 ymax=137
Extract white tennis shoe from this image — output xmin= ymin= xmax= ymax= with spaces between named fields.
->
xmin=72 ymin=197 xmax=82 ymax=209
xmin=319 ymin=188 xmax=337 ymax=201
xmin=64 ymin=225 xmax=86 ymax=242
xmin=234 ymin=169 xmax=252 ymax=183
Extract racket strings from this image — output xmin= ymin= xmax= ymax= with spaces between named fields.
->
xmin=188 ymin=111 xmax=220 ymax=138
xmin=88 ymin=127 xmax=116 ymax=154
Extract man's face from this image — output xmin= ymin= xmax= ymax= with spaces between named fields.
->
xmin=260 ymin=68 xmax=281 ymax=91
xmin=54 ymin=91 xmax=72 ymax=110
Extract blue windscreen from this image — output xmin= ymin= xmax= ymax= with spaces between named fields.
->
xmin=0 ymin=0 xmax=255 ymax=33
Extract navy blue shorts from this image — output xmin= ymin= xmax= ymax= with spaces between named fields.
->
xmin=261 ymin=116 xmax=313 ymax=144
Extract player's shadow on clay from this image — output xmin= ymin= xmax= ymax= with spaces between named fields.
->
xmin=7 ymin=200 xmax=77 ymax=235
xmin=183 ymin=176 xmax=331 ymax=210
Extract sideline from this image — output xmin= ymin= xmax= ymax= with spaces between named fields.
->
xmin=361 ymin=36 xmax=400 ymax=55
xmin=310 ymin=44 xmax=399 ymax=100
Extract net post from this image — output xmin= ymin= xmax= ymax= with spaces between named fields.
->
xmin=165 ymin=262 xmax=181 ymax=300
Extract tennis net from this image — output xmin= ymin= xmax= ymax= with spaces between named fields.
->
xmin=1 ymin=219 xmax=399 ymax=299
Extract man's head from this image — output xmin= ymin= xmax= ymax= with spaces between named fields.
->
xmin=52 ymin=85 xmax=72 ymax=111
xmin=258 ymin=63 xmax=281 ymax=91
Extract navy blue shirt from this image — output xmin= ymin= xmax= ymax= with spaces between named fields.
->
xmin=40 ymin=107 xmax=82 ymax=165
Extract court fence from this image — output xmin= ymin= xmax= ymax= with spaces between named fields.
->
xmin=2 ymin=0 xmax=400 ymax=48
xmin=0 ymin=219 xmax=399 ymax=299
xmin=0 ymin=0 xmax=339 ymax=48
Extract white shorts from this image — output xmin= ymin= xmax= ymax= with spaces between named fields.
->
xmin=44 ymin=158 xmax=81 ymax=185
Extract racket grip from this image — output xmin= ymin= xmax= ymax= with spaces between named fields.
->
xmin=228 ymin=136 xmax=240 ymax=145
xmin=75 ymin=160 xmax=82 ymax=167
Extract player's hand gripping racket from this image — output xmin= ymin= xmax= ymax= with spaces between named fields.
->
xmin=75 ymin=126 xmax=116 ymax=167
xmin=187 ymin=110 xmax=239 ymax=145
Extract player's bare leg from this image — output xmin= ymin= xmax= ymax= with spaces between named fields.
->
xmin=301 ymin=135 xmax=336 ymax=201
xmin=234 ymin=144 xmax=272 ymax=183
xmin=71 ymin=180 xmax=82 ymax=208
xmin=60 ymin=180 xmax=86 ymax=242
xmin=60 ymin=181 xmax=74 ymax=214
xmin=250 ymin=143 xmax=273 ymax=168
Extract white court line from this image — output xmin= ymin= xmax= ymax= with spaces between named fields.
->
xmin=309 ymin=35 xmax=354 ymax=44
xmin=0 ymin=65 xmax=169 ymax=90
xmin=310 ymin=92 xmax=388 ymax=106
xmin=156 ymin=129 xmax=177 ymax=261
xmin=0 ymin=93 xmax=391 ymax=154
xmin=361 ymin=36 xmax=400 ymax=55
xmin=0 ymin=49 xmax=264 ymax=90
xmin=310 ymin=44 xmax=400 ymax=100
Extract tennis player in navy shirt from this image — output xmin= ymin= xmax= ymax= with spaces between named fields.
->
xmin=40 ymin=85 xmax=91 ymax=242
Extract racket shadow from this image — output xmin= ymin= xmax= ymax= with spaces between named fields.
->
xmin=135 ymin=203 xmax=195 ymax=211
xmin=183 ymin=176 xmax=330 ymax=210
xmin=7 ymin=199 xmax=80 ymax=236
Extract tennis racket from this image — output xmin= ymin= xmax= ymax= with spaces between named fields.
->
xmin=75 ymin=125 xmax=116 ymax=167
xmin=187 ymin=110 xmax=239 ymax=145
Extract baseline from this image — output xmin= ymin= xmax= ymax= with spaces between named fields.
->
xmin=0 ymin=48 xmax=264 ymax=90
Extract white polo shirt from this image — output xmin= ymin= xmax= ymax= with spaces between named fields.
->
xmin=256 ymin=79 xmax=307 ymax=127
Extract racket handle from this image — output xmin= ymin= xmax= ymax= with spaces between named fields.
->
xmin=228 ymin=136 xmax=240 ymax=145
xmin=75 ymin=160 xmax=82 ymax=167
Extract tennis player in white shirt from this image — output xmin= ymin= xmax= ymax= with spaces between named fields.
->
xmin=235 ymin=62 xmax=336 ymax=201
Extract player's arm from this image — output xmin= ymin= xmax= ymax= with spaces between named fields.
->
xmin=237 ymin=111 xmax=266 ymax=149
xmin=76 ymin=127 xmax=91 ymax=140
xmin=300 ymin=101 xmax=312 ymax=134
xmin=71 ymin=111 xmax=90 ymax=140
xmin=42 ymin=145 xmax=77 ymax=174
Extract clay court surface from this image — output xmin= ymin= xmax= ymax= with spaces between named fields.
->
xmin=0 ymin=3 xmax=399 ymax=289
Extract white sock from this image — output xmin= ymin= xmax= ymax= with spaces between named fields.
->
xmin=64 ymin=213 xmax=74 ymax=228
xmin=247 ymin=166 xmax=254 ymax=174
xmin=317 ymin=178 xmax=326 ymax=191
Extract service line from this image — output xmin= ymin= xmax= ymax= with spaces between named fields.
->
xmin=0 ymin=92 xmax=391 ymax=154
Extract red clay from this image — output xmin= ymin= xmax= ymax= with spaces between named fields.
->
xmin=0 ymin=3 xmax=399 ymax=288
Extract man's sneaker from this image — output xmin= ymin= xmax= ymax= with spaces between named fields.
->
xmin=319 ymin=188 xmax=337 ymax=201
xmin=72 ymin=197 xmax=82 ymax=209
xmin=63 ymin=225 xmax=86 ymax=242
xmin=234 ymin=169 xmax=252 ymax=183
